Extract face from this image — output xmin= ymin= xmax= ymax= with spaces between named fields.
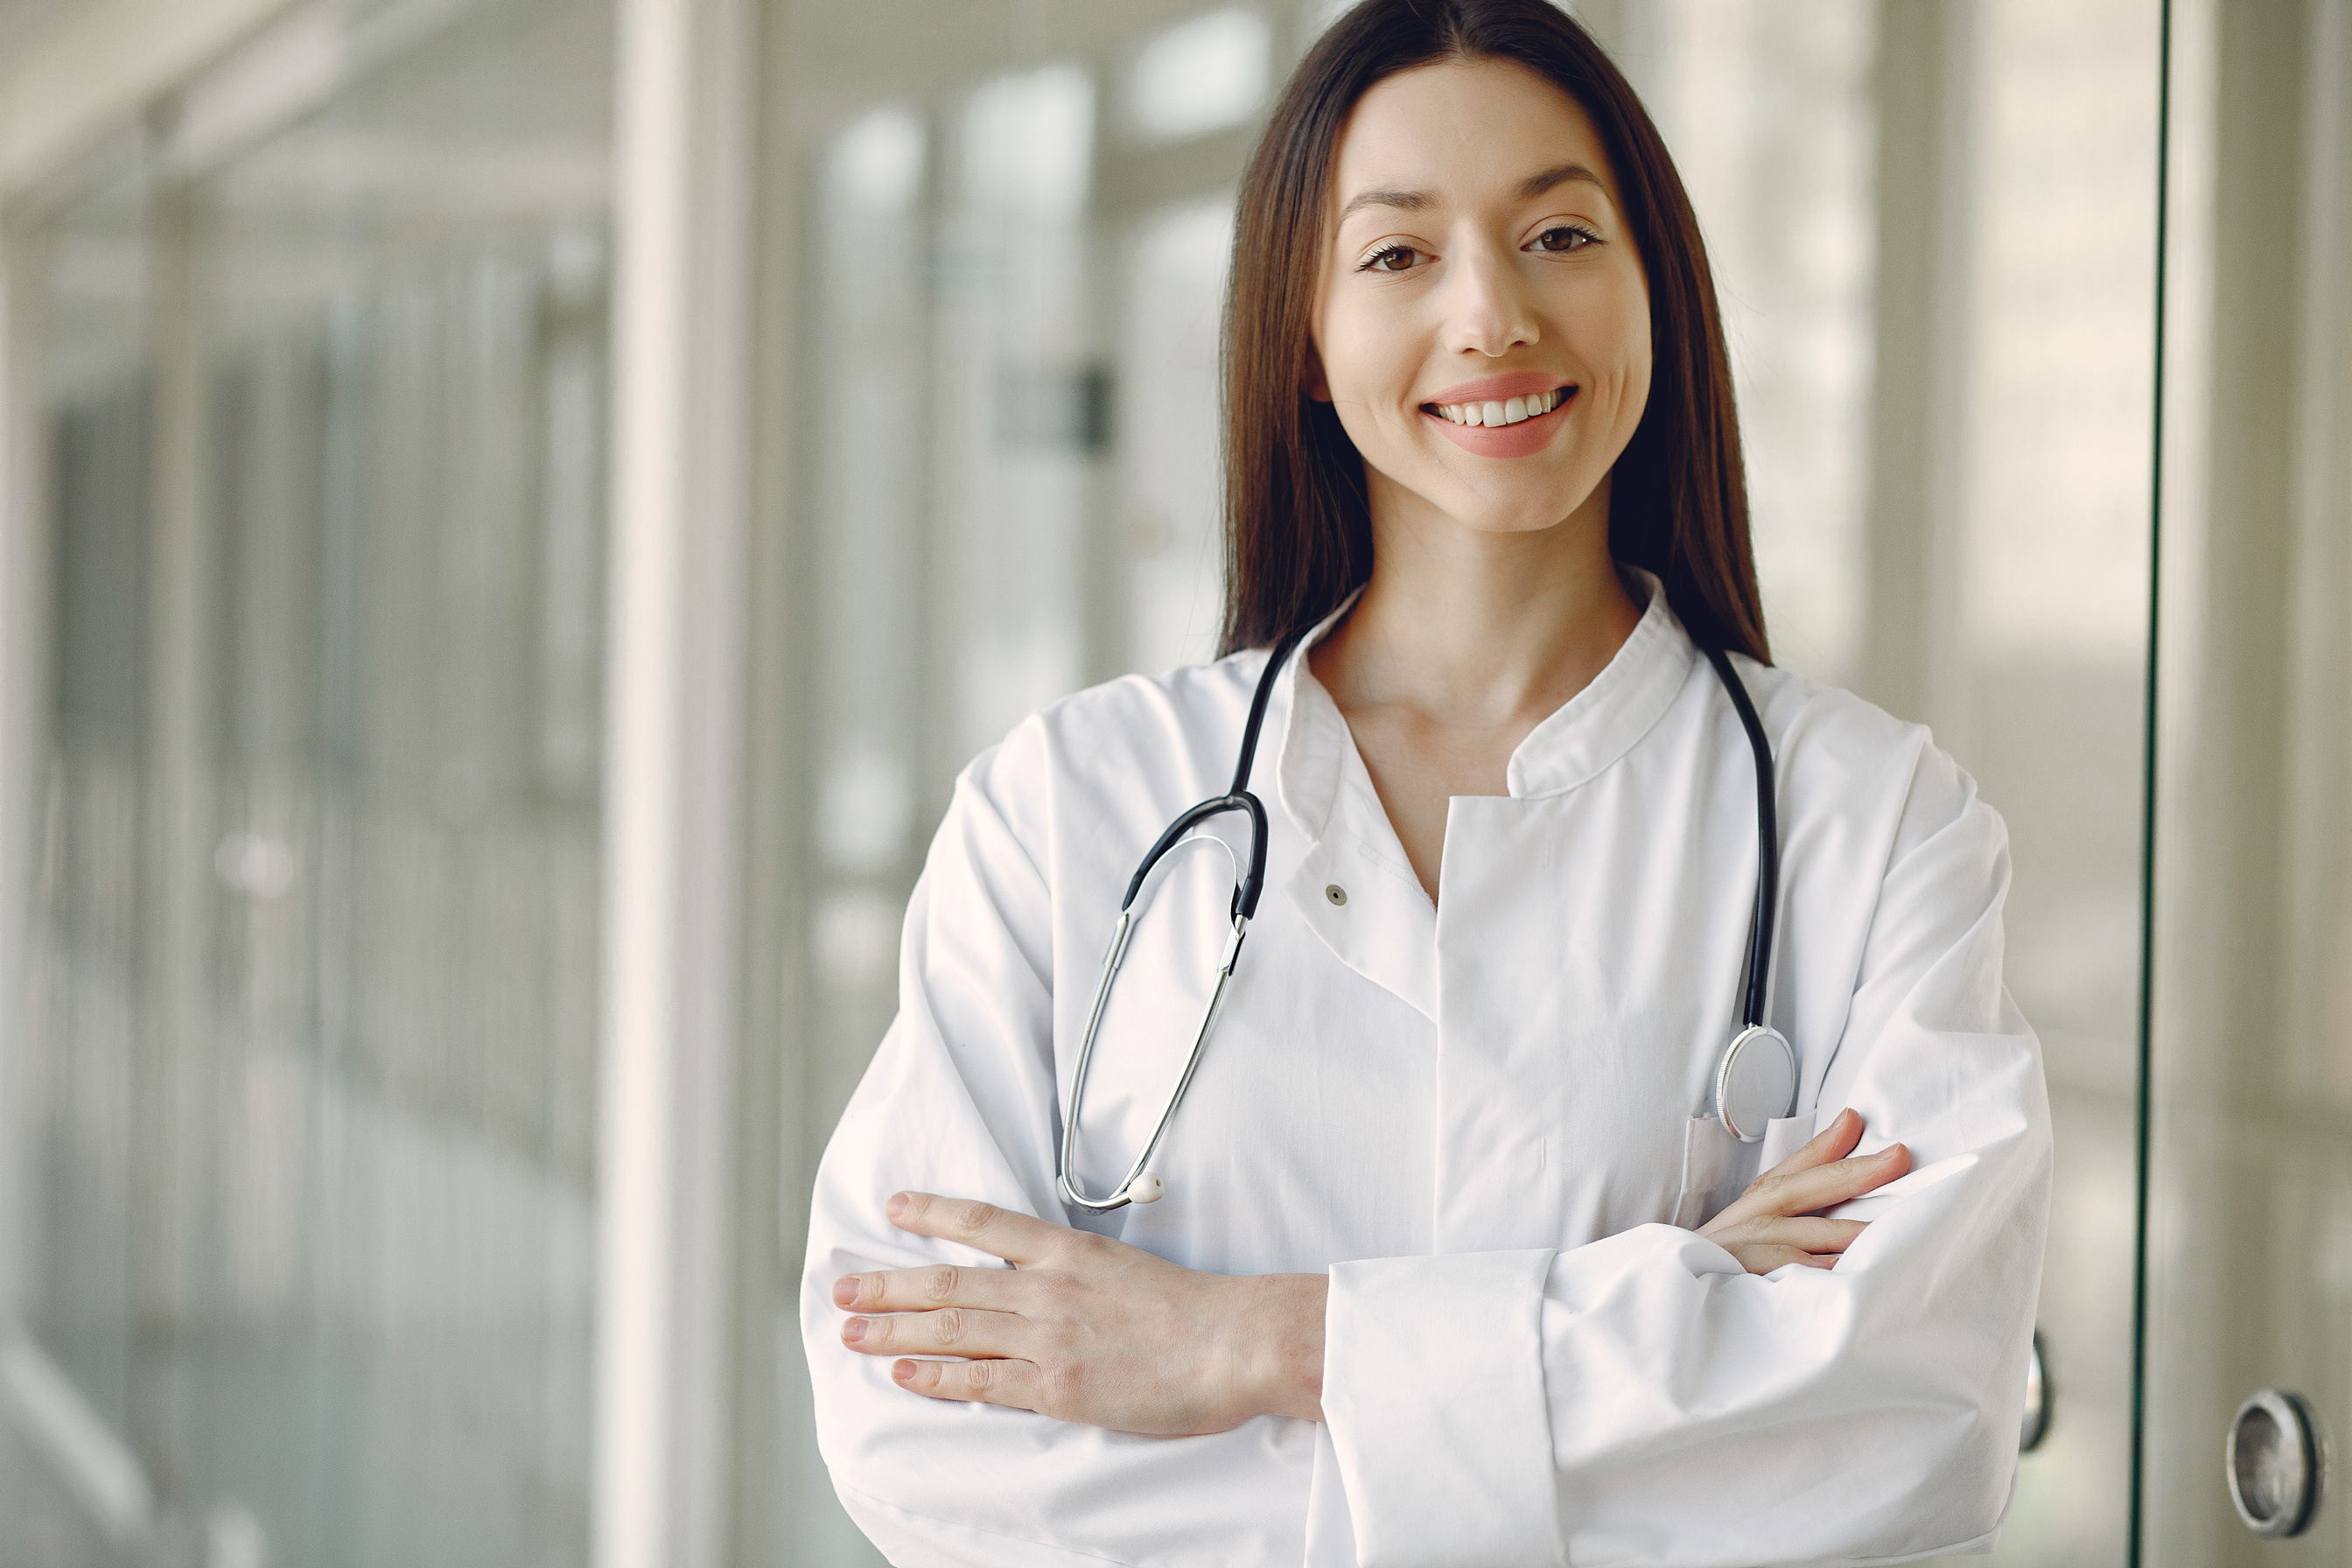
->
xmin=1311 ymin=57 xmax=1652 ymax=538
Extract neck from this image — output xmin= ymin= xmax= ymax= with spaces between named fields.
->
xmin=1312 ymin=475 xmax=1642 ymax=728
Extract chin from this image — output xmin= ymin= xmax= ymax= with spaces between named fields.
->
xmin=1419 ymin=476 xmax=1600 ymax=537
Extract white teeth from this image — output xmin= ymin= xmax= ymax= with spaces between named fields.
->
xmin=1431 ymin=390 xmax=1566 ymax=425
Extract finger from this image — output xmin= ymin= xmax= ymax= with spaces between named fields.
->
xmin=892 ymin=1354 xmax=1044 ymax=1412
xmin=1727 ymin=1143 xmax=1910 ymax=1222
xmin=1761 ymin=1108 xmax=1865 ymax=1178
xmin=834 ymin=1262 xmax=1021 ymax=1313
xmin=886 ymin=1192 xmax=1062 ymax=1266
xmin=1724 ymin=1242 xmax=1837 ymax=1276
xmin=842 ymin=1306 xmax=1032 ymax=1360
xmin=1714 ymin=1216 xmax=1867 ymax=1255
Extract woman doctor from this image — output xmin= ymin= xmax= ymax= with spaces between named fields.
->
xmin=805 ymin=2 xmax=2051 ymax=1563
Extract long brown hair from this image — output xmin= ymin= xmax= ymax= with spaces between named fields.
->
xmin=1218 ymin=0 xmax=1768 ymax=662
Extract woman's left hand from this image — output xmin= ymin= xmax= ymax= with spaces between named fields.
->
xmin=834 ymin=1192 xmax=1327 ymax=1435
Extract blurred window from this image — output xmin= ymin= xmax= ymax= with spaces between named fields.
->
xmin=1131 ymin=8 xmax=1273 ymax=142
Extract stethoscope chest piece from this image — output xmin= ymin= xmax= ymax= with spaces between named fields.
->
xmin=1716 ymin=1024 xmax=1796 ymax=1144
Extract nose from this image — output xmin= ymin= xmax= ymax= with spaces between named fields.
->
xmin=1439 ymin=238 xmax=1538 ymax=358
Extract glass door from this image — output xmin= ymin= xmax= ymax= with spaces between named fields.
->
xmin=2139 ymin=1 xmax=2352 ymax=1562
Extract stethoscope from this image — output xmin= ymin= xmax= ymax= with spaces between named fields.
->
xmin=1055 ymin=629 xmax=1795 ymax=1213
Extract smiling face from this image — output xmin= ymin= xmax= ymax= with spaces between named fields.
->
xmin=1311 ymin=56 xmax=1652 ymax=538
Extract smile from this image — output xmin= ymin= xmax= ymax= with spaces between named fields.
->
xmin=1425 ymin=387 xmax=1571 ymax=426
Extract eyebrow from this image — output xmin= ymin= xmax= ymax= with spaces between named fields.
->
xmin=1336 ymin=161 xmax=1607 ymax=225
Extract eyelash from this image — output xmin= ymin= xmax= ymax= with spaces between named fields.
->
xmin=1354 ymin=224 xmax=1602 ymax=274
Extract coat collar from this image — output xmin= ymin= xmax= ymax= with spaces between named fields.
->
xmin=1273 ymin=567 xmax=1694 ymax=834
xmin=1260 ymin=569 xmax=1694 ymax=1024
xmin=1503 ymin=569 xmax=1695 ymax=799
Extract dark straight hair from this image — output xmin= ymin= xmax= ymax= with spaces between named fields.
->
xmin=1217 ymin=0 xmax=1768 ymax=663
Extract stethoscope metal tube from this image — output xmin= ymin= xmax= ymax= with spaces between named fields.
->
xmin=1060 ymin=906 xmax=1246 ymax=1210
xmin=1057 ymin=628 xmax=1304 ymax=1211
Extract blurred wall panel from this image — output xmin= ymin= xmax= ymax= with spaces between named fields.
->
xmin=5 ymin=0 xmax=615 ymax=1561
xmin=2143 ymin=1 xmax=2352 ymax=1563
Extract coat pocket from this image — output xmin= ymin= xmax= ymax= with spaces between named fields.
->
xmin=1758 ymin=1114 xmax=1813 ymax=1172
xmin=1672 ymin=1115 xmax=1764 ymax=1229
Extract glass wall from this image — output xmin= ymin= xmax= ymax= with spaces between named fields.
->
xmin=2141 ymin=1 xmax=2352 ymax=1562
xmin=751 ymin=2 xmax=2160 ymax=1563
xmin=7 ymin=0 xmax=613 ymax=1560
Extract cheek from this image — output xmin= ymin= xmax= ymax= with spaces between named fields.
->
xmin=1572 ymin=290 xmax=1651 ymax=391
xmin=1611 ymin=334 xmax=1654 ymax=429
xmin=1318 ymin=296 xmax=1409 ymax=411
xmin=1564 ymin=292 xmax=1652 ymax=443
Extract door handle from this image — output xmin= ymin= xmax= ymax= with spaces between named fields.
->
xmin=2226 ymin=1389 xmax=2322 ymax=1538
xmin=2020 ymin=1331 xmax=2050 ymax=1452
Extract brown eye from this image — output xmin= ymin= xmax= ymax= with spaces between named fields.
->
xmin=1530 ymin=226 xmax=1596 ymax=254
xmin=1362 ymin=244 xmax=1419 ymax=273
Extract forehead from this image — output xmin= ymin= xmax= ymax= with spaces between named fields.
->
xmin=1331 ymin=57 xmax=1614 ymax=214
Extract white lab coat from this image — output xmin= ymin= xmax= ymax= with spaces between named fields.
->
xmin=802 ymin=575 xmax=2051 ymax=1568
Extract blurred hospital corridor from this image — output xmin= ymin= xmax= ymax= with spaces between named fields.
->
xmin=0 ymin=0 xmax=2348 ymax=1564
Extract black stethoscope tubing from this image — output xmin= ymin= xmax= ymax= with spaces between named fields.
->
xmin=1700 ymin=642 xmax=1780 ymax=1032
xmin=1115 ymin=622 xmax=1310 ymax=928
xmin=1058 ymin=625 xmax=1783 ymax=1212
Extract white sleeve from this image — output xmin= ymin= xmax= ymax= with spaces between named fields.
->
xmin=801 ymin=726 xmax=1310 ymax=1567
xmin=1319 ymin=751 xmax=2053 ymax=1568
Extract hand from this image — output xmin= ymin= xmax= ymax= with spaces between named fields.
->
xmin=1698 ymin=1108 xmax=1909 ymax=1274
xmin=834 ymin=1192 xmax=1327 ymax=1434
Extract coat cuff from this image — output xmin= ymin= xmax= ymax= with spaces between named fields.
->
xmin=1322 ymin=1249 xmax=1564 ymax=1567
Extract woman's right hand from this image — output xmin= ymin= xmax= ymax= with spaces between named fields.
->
xmin=1697 ymin=1108 xmax=1909 ymax=1274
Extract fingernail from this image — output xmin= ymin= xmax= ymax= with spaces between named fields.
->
xmin=832 ymin=1276 xmax=860 ymax=1308
xmin=842 ymin=1317 xmax=868 ymax=1344
xmin=892 ymin=1359 xmax=915 ymax=1382
xmin=1879 ymin=1144 xmax=1904 ymax=1161
xmin=886 ymin=1193 xmax=909 ymax=1221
